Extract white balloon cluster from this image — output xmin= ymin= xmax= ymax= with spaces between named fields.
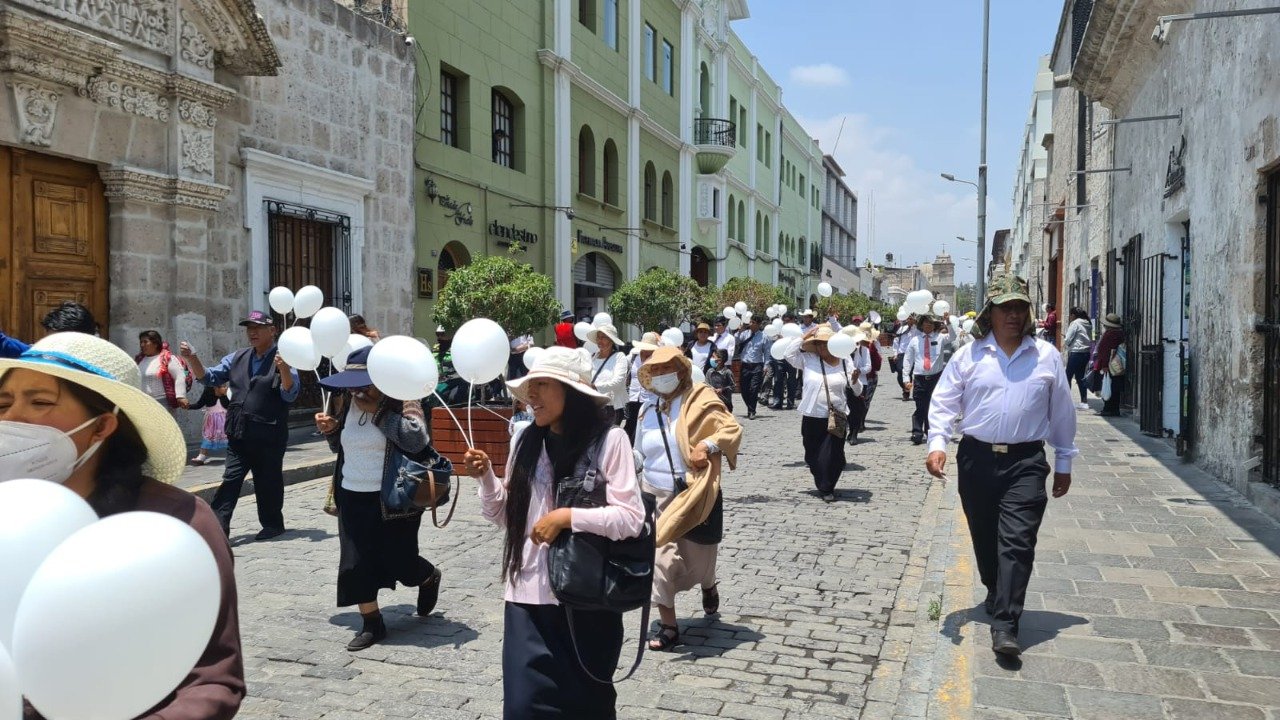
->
xmin=268 ymin=285 xmax=352 ymax=374
xmin=720 ymin=300 xmax=757 ymax=333
xmin=0 ymin=481 xmax=221 ymax=720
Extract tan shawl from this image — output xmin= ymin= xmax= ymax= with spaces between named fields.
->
xmin=653 ymin=382 xmax=742 ymax=545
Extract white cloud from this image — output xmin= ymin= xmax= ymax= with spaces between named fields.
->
xmin=789 ymin=64 xmax=851 ymax=88
xmin=795 ymin=112 xmax=1007 ymax=279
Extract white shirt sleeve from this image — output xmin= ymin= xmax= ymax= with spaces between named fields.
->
xmin=901 ymin=338 xmax=917 ymax=383
xmin=783 ymin=337 xmax=805 ymax=370
xmin=926 ymin=345 xmax=968 ymax=454
xmin=1046 ymin=351 xmax=1080 ymax=473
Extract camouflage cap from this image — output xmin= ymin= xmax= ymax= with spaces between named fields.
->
xmin=986 ymin=274 xmax=1030 ymax=306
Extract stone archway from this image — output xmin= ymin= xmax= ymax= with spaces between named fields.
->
xmin=438 ymin=240 xmax=470 ymax=295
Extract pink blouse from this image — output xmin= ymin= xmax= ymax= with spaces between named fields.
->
xmin=478 ymin=426 xmax=646 ymax=605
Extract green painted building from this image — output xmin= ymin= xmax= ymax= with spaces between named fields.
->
xmin=408 ymin=0 xmax=823 ymax=336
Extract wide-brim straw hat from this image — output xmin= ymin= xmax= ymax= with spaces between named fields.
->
xmin=1102 ymin=313 xmax=1123 ymax=328
xmin=631 ymin=331 xmax=661 ymax=352
xmin=638 ymin=346 xmax=692 ymax=390
xmin=801 ymin=325 xmax=837 ymax=353
xmin=506 ymin=346 xmax=609 ymax=406
xmin=586 ymin=323 xmax=625 ymax=349
xmin=0 ymin=332 xmax=186 ymax=484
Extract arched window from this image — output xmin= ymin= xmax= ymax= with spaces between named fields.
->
xmin=699 ymin=63 xmax=711 ymax=119
xmin=754 ymin=211 xmax=762 ymax=247
xmin=737 ymin=200 xmax=745 ymax=242
xmin=763 ymin=216 xmax=771 ymax=249
xmin=643 ymin=162 xmax=657 ymax=221
xmin=492 ymin=88 xmax=522 ymax=170
xmin=727 ymin=194 xmax=736 ymax=239
xmin=602 ymin=139 xmax=619 ymax=206
xmin=661 ymin=171 xmax=674 ymax=227
xmin=577 ymin=126 xmax=596 ymax=196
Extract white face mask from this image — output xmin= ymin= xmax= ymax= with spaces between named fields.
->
xmin=0 ymin=414 xmax=111 ymax=484
xmin=648 ymin=373 xmax=681 ymax=396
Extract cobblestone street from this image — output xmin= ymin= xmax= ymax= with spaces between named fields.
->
xmin=225 ymin=391 xmax=1280 ymax=719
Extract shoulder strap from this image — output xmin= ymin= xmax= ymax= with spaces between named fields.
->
xmin=821 ymin=357 xmax=833 ymax=408
xmin=653 ymin=404 xmax=683 ymax=491
xmin=567 ymin=602 xmax=651 ymax=684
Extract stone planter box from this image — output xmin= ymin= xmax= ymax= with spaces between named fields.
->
xmin=431 ymin=406 xmax=513 ymax=478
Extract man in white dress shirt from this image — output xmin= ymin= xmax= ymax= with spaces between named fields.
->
xmin=925 ymin=274 xmax=1077 ymax=658
xmin=900 ymin=314 xmax=951 ymax=445
xmin=711 ymin=317 xmax=736 ymax=362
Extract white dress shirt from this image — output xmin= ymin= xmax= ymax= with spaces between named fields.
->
xmin=927 ymin=335 xmax=1080 ymax=473
xmin=780 ymin=338 xmax=864 ymax=418
xmin=713 ymin=332 xmax=737 ymax=362
xmin=900 ymin=332 xmax=951 ymax=383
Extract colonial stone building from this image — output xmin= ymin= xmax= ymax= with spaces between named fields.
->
xmin=0 ymin=0 xmax=416 ymax=429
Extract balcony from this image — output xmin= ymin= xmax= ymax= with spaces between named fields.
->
xmin=693 ymin=118 xmax=736 ymax=175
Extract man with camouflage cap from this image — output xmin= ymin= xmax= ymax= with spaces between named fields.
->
xmin=924 ymin=274 xmax=1078 ymax=658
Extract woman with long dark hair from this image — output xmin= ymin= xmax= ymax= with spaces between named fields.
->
xmin=461 ymin=347 xmax=645 ymax=719
xmin=0 ymin=332 xmax=242 ymax=719
xmin=135 ymin=329 xmax=192 ymax=414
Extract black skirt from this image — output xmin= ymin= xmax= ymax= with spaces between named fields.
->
xmin=502 ymin=602 xmax=623 ymax=719
xmin=336 ymin=486 xmax=434 ymax=607
xmin=801 ymin=415 xmax=845 ymax=494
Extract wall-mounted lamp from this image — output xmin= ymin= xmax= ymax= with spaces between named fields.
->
xmin=424 ymin=176 xmax=438 ymax=202
xmin=510 ymin=202 xmax=576 ymax=220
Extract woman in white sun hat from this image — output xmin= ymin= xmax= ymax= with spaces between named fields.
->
xmin=460 ymin=346 xmax=645 ymax=719
xmin=586 ymin=323 xmax=629 ymax=425
xmin=0 ymin=332 xmax=243 ymax=719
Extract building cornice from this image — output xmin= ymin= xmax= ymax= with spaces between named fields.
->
xmin=101 ymin=165 xmax=229 ymax=211
xmin=1070 ymin=0 xmax=1191 ymax=112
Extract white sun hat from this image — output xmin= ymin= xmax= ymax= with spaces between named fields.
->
xmin=506 ymin=346 xmax=610 ymax=406
xmin=585 ymin=323 xmax=625 ymax=349
xmin=0 ymin=332 xmax=187 ymax=484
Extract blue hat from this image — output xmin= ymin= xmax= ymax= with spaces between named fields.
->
xmin=319 ymin=346 xmax=373 ymax=389
xmin=559 ymin=310 xmax=574 ymax=321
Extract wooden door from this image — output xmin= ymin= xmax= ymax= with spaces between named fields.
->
xmin=1 ymin=148 xmax=108 ymax=341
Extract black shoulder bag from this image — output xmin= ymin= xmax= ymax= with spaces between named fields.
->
xmin=654 ymin=405 xmax=723 ymax=545
xmin=548 ymin=431 xmax=657 ymax=683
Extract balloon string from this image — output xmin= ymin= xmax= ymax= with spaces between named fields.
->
xmin=467 ymin=383 xmax=476 ymax=447
xmin=431 ymin=393 xmax=470 ymax=447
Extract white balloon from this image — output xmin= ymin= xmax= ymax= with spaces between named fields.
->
xmin=727 ymin=317 xmax=742 ymax=331
xmin=14 ymin=512 xmax=220 ymax=720
xmin=523 ymin=346 xmax=546 ymax=370
xmin=770 ymin=338 xmax=790 ymax=360
xmin=293 ymin=285 xmax=325 ymax=319
xmin=742 ymin=311 xmax=753 ymax=322
xmin=331 ymin=333 xmax=374 ymax=372
xmin=368 ymin=335 xmax=439 ymax=400
xmin=691 ymin=365 xmax=706 ymax=384
xmin=933 ymin=300 xmax=951 ymax=316
xmin=897 ymin=307 xmax=910 ymax=322
xmin=781 ymin=323 xmax=802 ymax=339
xmin=452 ymin=318 xmax=511 ymax=384
xmin=772 ymin=318 xmax=784 ymax=329
xmin=0 ymin=480 xmax=98 ymax=650
xmin=906 ymin=290 xmax=934 ymax=314
xmin=268 ymin=286 xmax=294 ymax=315
xmin=0 ymin=643 xmax=17 ymax=720
xmin=766 ymin=307 xmax=777 ymax=319
xmin=310 ymin=307 xmax=352 ymax=358
xmin=779 ymin=305 xmax=788 ymax=316
xmin=818 ymin=282 xmax=833 ymax=298
xmin=661 ymin=328 xmax=685 ymax=347
xmin=869 ymin=310 xmax=882 ymax=325
xmin=827 ymin=333 xmax=856 ymax=359
xmin=592 ymin=312 xmax=612 ymax=328
xmin=574 ymin=321 xmax=593 ymax=342
xmin=722 ymin=306 xmax=736 ymax=320
xmin=734 ymin=301 xmax=748 ymax=315
xmin=763 ymin=325 xmax=781 ymax=339
xmin=278 ymin=326 xmax=320 ymax=371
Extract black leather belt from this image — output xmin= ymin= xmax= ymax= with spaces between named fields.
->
xmin=961 ymin=437 xmax=1044 ymax=456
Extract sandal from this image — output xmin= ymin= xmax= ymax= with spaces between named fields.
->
xmin=189 ymin=456 xmax=207 ymax=466
xmin=702 ymin=584 xmax=720 ymax=616
xmin=648 ymin=624 xmax=680 ymax=652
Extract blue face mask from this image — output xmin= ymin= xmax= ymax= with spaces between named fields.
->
xmin=709 ymin=358 xmax=719 ymax=368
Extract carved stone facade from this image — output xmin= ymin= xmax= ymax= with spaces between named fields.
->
xmin=1 ymin=0 xmax=416 ymax=441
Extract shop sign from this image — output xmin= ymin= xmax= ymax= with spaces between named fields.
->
xmin=489 ymin=220 xmax=539 ymax=249
xmin=575 ymin=229 xmax=623 ymax=254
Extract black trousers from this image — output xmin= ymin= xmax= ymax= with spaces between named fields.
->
xmin=910 ymin=373 xmax=941 ymax=440
xmin=956 ymin=438 xmax=1050 ymax=634
xmin=889 ymin=357 xmax=908 ymax=397
xmin=336 ymin=487 xmax=434 ymax=607
xmin=800 ymin=415 xmax=844 ymax=494
xmin=740 ymin=362 xmax=764 ymax=414
xmin=502 ymin=602 xmax=623 ymax=719
xmin=1065 ymin=351 xmax=1090 ymax=404
xmin=770 ymin=361 xmax=798 ymax=407
xmin=1103 ymin=373 xmax=1127 ymax=414
xmin=211 ymin=423 xmax=287 ymax=534
xmin=623 ymin=401 xmax=642 ymax=443
xmin=847 ymin=392 xmax=869 ymax=437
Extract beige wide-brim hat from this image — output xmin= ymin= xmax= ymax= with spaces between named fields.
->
xmin=1102 ymin=313 xmax=1122 ymax=328
xmin=0 ymin=332 xmax=186 ymax=484
xmin=586 ymin=323 xmax=625 ymax=349
xmin=506 ymin=346 xmax=610 ymax=406
xmin=801 ymin=325 xmax=837 ymax=353
xmin=631 ymin=331 xmax=661 ymax=353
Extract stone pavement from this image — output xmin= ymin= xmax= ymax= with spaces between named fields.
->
xmin=881 ymin=404 xmax=1280 ymax=720
xmin=226 ymin=390 xmax=936 ymax=719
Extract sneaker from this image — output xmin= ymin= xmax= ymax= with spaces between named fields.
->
xmin=255 ymin=526 xmax=287 ymax=541
xmin=1076 ymin=402 xmax=1089 ymax=410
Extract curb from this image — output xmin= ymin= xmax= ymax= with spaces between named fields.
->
xmin=186 ymin=458 xmax=336 ymax=504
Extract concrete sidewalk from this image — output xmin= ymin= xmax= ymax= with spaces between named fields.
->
xmin=177 ymin=425 xmax=335 ymax=503
xmin=876 ymin=401 xmax=1280 ymax=720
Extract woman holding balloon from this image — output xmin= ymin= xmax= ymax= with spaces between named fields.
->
xmin=0 ymin=332 xmax=243 ymax=720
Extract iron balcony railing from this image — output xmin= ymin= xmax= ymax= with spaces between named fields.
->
xmin=694 ymin=118 xmax=736 ymax=148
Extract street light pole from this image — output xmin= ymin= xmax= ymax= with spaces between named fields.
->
xmin=977 ymin=0 xmax=989 ymax=303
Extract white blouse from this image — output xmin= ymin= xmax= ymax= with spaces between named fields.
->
xmin=137 ymin=354 xmax=188 ymax=404
xmin=591 ymin=352 xmax=629 ymax=409
xmin=780 ymin=338 xmax=864 ymax=419
xmin=339 ymin=403 xmax=386 ymax=492
xmin=636 ymin=398 xmax=685 ymax=492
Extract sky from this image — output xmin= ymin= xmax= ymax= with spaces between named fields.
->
xmin=733 ymin=0 xmax=1063 ymax=279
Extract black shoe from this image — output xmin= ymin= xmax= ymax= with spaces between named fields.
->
xmin=348 ymin=613 xmax=387 ymax=651
xmin=991 ymin=629 xmax=1021 ymax=656
xmin=822 ymin=493 xmax=836 ymax=503
xmin=910 ymin=436 xmax=924 ymax=445
xmin=748 ymin=411 xmax=756 ymax=420
xmin=417 ymin=568 xmax=442 ymax=617
xmin=255 ymin=526 xmax=286 ymax=541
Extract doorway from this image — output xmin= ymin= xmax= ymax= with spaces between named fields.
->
xmin=0 ymin=147 xmax=108 ymax=341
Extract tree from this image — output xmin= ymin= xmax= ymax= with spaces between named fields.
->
xmin=954 ymin=283 xmax=979 ymax=314
xmin=434 ymin=255 xmax=560 ymax=337
xmin=699 ymin=277 xmax=791 ymax=320
xmin=817 ymin=291 xmax=894 ymax=323
xmin=609 ymin=268 xmax=706 ymax=331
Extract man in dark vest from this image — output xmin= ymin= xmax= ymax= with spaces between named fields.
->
xmin=181 ymin=310 xmax=300 ymax=539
